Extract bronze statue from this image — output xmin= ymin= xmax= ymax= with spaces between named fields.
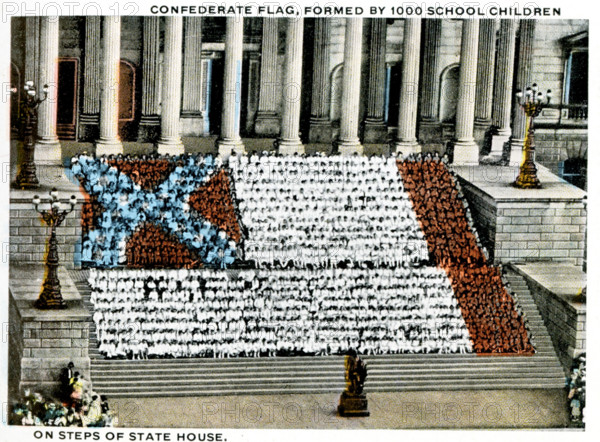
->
xmin=344 ymin=349 xmax=367 ymax=395
xmin=338 ymin=349 xmax=369 ymax=417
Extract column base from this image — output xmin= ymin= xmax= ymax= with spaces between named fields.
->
xmin=33 ymin=140 xmax=62 ymax=165
xmin=180 ymin=113 xmax=206 ymax=137
xmin=392 ymin=140 xmax=421 ymax=157
xmin=335 ymin=140 xmax=364 ymax=156
xmin=254 ymin=113 xmax=280 ymax=136
xmin=489 ymin=133 xmax=510 ymax=157
xmin=78 ymin=114 xmax=99 ymax=142
xmin=308 ymin=120 xmax=334 ymax=143
xmin=451 ymin=140 xmax=479 ymax=165
xmin=156 ymin=139 xmax=185 ymax=155
xmin=363 ymin=122 xmax=388 ymax=144
xmin=216 ymin=138 xmax=246 ymax=159
xmin=276 ymin=139 xmax=305 ymax=155
xmin=508 ymin=138 xmax=525 ymax=167
xmin=95 ymin=139 xmax=123 ymax=156
xmin=137 ymin=115 xmax=161 ymax=142
xmin=473 ymin=121 xmax=491 ymax=149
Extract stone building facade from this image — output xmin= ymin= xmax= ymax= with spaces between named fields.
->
xmin=9 ymin=17 xmax=587 ymax=180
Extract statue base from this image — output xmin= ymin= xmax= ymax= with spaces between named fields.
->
xmin=337 ymin=391 xmax=370 ymax=417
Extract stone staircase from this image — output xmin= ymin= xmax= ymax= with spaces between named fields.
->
xmin=70 ymin=269 xmax=566 ymax=398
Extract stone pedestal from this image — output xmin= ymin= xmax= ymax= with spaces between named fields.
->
xmin=9 ymin=264 xmax=91 ymax=402
xmin=453 ymin=164 xmax=586 ymax=268
xmin=338 ymin=391 xmax=370 ymax=417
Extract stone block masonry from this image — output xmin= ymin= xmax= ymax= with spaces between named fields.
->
xmin=10 ymin=198 xmax=83 ymax=270
xmin=535 ymin=128 xmax=587 ymax=182
xmin=512 ymin=263 xmax=585 ymax=373
xmin=8 ymin=264 xmax=91 ymax=402
xmin=453 ymin=165 xmax=586 ymax=269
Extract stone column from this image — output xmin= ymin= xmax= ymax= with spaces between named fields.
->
xmin=452 ymin=19 xmax=480 ymax=165
xmin=277 ymin=18 xmax=304 ymax=154
xmin=34 ymin=16 xmax=61 ymax=164
xmin=24 ymin=17 xmax=40 ymax=88
xmin=508 ymin=20 xmax=536 ymax=166
xmin=474 ymin=19 xmax=497 ymax=146
xmin=181 ymin=17 xmax=205 ymax=136
xmin=138 ymin=17 xmax=162 ymax=142
xmin=336 ymin=18 xmax=363 ymax=155
xmin=79 ymin=17 xmax=101 ymax=141
xmin=96 ymin=16 xmax=123 ymax=155
xmin=418 ymin=19 xmax=442 ymax=143
xmin=216 ymin=17 xmax=245 ymax=158
xmin=308 ymin=18 xmax=332 ymax=143
xmin=363 ymin=19 xmax=388 ymax=143
xmin=157 ymin=17 xmax=185 ymax=154
xmin=490 ymin=19 xmax=518 ymax=157
xmin=255 ymin=18 xmax=280 ymax=136
xmin=419 ymin=19 xmax=442 ymax=123
xmin=393 ymin=18 xmax=422 ymax=156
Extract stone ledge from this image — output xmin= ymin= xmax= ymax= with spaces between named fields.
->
xmin=454 ymin=164 xmax=586 ymax=202
xmin=9 ymin=263 xmax=90 ymax=322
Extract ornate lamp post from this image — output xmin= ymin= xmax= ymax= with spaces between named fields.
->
xmin=513 ymin=84 xmax=552 ymax=189
xmin=33 ymin=189 xmax=77 ymax=309
xmin=13 ymin=81 xmax=49 ymax=189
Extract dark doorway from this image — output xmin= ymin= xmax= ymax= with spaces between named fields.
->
xmin=118 ymin=60 xmax=139 ymax=141
xmin=57 ymin=58 xmax=78 ymax=140
xmin=387 ymin=63 xmax=402 ymax=127
xmin=207 ymin=56 xmax=224 ymax=136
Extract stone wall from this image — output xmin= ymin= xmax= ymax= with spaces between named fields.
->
xmin=463 ymin=188 xmax=586 ymax=267
xmin=455 ymin=166 xmax=586 ymax=269
xmin=9 ymin=265 xmax=91 ymax=401
xmin=535 ymin=128 xmax=588 ymax=179
xmin=512 ymin=263 xmax=586 ymax=372
xmin=18 ymin=318 xmax=91 ymax=395
xmin=8 ymin=294 xmax=24 ymax=403
xmin=10 ymin=199 xmax=82 ymax=269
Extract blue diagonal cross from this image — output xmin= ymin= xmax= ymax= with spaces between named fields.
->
xmin=71 ymin=155 xmax=237 ymax=268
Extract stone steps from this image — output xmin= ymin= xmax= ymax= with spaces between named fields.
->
xmin=70 ymin=267 xmax=567 ymax=398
